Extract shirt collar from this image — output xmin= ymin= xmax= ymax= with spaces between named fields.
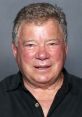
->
xmin=3 ymin=71 xmax=22 ymax=91
xmin=60 ymin=68 xmax=72 ymax=94
xmin=5 ymin=69 xmax=72 ymax=92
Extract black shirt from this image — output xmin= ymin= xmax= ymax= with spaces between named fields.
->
xmin=0 ymin=69 xmax=82 ymax=117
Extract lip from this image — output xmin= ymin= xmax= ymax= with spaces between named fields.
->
xmin=34 ymin=65 xmax=51 ymax=71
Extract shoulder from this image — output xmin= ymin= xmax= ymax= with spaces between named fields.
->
xmin=64 ymin=69 xmax=82 ymax=93
xmin=66 ymin=72 xmax=82 ymax=94
xmin=69 ymin=73 xmax=82 ymax=87
xmin=0 ymin=72 xmax=21 ymax=91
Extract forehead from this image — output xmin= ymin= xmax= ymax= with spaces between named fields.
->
xmin=18 ymin=19 xmax=64 ymax=39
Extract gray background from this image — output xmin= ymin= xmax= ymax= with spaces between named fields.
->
xmin=0 ymin=0 xmax=82 ymax=80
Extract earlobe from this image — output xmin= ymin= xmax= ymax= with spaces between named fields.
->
xmin=11 ymin=43 xmax=17 ymax=58
xmin=66 ymin=44 xmax=68 ymax=55
xmin=64 ymin=44 xmax=68 ymax=57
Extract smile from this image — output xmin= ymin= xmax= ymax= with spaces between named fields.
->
xmin=34 ymin=65 xmax=51 ymax=71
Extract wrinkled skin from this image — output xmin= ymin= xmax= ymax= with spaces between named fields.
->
xmin=12 ymin=19 xmax=68 ymax=88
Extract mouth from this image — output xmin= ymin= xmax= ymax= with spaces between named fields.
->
xmin=34 ymin=65 xmax=51 ymax=71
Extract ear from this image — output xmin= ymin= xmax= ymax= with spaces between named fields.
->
xmin=65 ymin=42 xmax=68 ymax=55
xmin=11 ymin=43 xmax=17 ymax=58
xmin=66 ymin=43 xmax=68 ymax=54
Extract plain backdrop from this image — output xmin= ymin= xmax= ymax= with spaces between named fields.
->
xmin=0 ymin=0 xmax=82 ymax=80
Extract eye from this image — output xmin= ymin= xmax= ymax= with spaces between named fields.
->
xmin=47 ymin=39 xmax=64 ymax=47
xmin=48 ymin=42 xmax=57 ymax=45
xmin=23 ymin=42 xmax=37 ymax=49
xmin=47 ymin=41 xmax=59 ymax=46
xmin=25 ymin=43 xmax=35 ymax=47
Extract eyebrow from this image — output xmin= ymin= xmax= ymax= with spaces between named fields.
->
xmin=22 ymin=39 xmax=37 ymax=45
xmin=46 ymin=38 xmax=63 ymax=42
xmin=23 ymin=39 xmax=36 ymax=42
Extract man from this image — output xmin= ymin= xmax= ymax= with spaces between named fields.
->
xmin=0 ymin=2 xmax=82 ymax=117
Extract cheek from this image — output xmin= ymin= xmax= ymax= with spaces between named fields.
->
xmin=50 ymin=47 xmax=66 ymax=61
xmin=21 ymin=49 xmax=35 ymax=63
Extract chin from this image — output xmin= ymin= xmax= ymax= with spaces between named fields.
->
xmin=34 ymin=75 xmax=52 ymax=83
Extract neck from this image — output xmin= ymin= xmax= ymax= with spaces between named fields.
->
xmin=23 ymin=74 xmax=64 ymax=117
xmin=23 ymin=73 xmax=64 ymax=100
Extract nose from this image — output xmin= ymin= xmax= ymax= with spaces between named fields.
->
xmin=35 ymin=45 xmax=50 ymax=60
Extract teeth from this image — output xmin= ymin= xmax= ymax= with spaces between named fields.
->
xmin=35 ymin=66 xmax=50 ymax=69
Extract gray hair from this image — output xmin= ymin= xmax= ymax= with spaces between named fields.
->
xmin=12 ymin=2 xmax=67 ymax=45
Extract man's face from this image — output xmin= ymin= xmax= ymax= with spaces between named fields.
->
xmin=12 ymin=20 xmax=68 ymax=88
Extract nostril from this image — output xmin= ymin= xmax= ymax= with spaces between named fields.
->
xmin=35 ymin=50 xmax=50 ymax=60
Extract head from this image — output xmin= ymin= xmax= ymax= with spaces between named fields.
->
xmin=12 ymin=2 xmax=68 ymax=88
xmin=12 ymin=2 xmax=67 ymax=45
